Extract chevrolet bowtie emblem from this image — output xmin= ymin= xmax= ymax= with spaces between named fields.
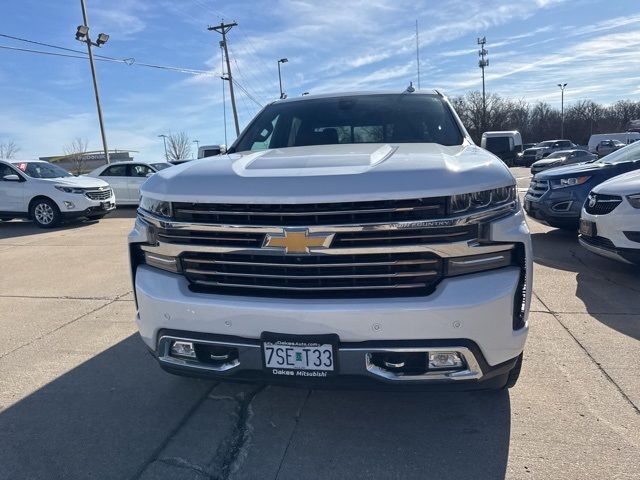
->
xmin=263 ymin=228 xmax=334 ymax=254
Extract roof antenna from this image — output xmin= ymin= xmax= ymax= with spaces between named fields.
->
xmin=406 ymin=81 xmax=415 ymax=93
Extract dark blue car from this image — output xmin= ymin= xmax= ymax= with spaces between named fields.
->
xmin=524 ymin=142 xmax=640 ymax=229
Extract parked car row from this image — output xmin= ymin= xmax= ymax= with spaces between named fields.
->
xmin=524 ymin=140 xmax=640 ymax=265
xmin=0 ymin=158 xmax=174 ymax=227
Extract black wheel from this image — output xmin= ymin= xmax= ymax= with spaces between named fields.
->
xmin=30 ymin=198 xmax=61 ymax=228
xmin=502 ymin=353 xmax=523 ymax=389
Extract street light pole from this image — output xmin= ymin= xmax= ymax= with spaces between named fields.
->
xmin=277 ymin=58 xmax=288 ymax=99
xmin=158 ymin=134 xmax=168 ymax=160
xmin=477 ymin=37 xmax=489 ymax=132
xmin=558 ymin=83 xmax=567 ymax=138
xmin=77 ymin=0 xmax=110 ymax=164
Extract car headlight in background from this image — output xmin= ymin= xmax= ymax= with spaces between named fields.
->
xmin=54 ymin=185 xmax=86 ymax=194
xmin=550 ymin=176 xmax=591 ymax=189
xmin=627 ymin=193 xmax=640 ymax=209
xmin=450 ymin=185 xmax=516 ymax=214
xmin=139 ymin=196 xmax=172 ymax=217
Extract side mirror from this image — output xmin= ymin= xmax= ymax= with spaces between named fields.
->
xmin=2 ymin=174 xmax=20 ymax=182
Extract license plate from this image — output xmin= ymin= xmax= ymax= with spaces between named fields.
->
xmin=261 ymin=333 xmax=338 ymax=377
xmin=579 ymin=219 xmax=596 ymax=237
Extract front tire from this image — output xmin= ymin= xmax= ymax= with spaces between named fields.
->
xmin=30 ymin=198 xmax=61 ymax=228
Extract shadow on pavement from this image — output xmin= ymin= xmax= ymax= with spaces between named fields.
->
xmin=0 ymin=332 xmax=511 ymax=480
xmin=277 ymin=388 xmax=511 ymax=480
xmin=0 ymin=207 xmax=137 ymax=241
xmin=531 ymin=229 xmax=640 ymax=340
xmin=0 ymin=335 xmax=215 ymax=480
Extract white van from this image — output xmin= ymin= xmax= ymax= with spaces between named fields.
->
xmin=481 ymin=131 xmax=523 ymax=166
xmin=588 ymin=132 xmax=640 ymax=153
xmin=197 ymin=144 xmax=227 ymax=159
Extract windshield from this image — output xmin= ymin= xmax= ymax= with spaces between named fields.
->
xmin=546 ymin=152 xmax=567 ymax=159
xmin=151 ymin=163 xmax=172 ymax=171
xmin=234 ymin=94 xmax=464 ymax=152
xmin=535 ymin=141 xmax=555 ymax=148
xmin=596 ymin=140 xmax=640 ymax=165
xmin=15 ymin=162 xmax=72 ymax=179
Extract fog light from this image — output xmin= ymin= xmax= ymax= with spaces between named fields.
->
xmin=429 ymin=351 xmax=464 ymax=369
xmin=63 ymin=201 xmax=75 ymax=209
xmin=171 ymin=341 xmax=196 ymax=358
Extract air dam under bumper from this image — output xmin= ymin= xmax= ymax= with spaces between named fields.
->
xmin=135 ymin=264 xmax=528 ymax=383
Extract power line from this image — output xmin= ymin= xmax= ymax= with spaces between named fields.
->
xmin=232 ymin=78 xmax=264 ymax=108
xmin=0 ymin=41 xmax=215 ymax=76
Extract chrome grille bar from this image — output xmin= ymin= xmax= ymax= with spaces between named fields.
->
xmin=183 ymin=268 xmax=439 ymax=280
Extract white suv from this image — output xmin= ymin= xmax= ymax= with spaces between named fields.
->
xmin=0 ymin=159 xmax=115 ymax=228
xmin=129 ymin=90 xmax=532 ymax=390
xmin=579 ymin=169 xmax=640 ymax=264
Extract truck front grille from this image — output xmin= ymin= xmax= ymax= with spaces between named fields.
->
xmin=182 ymin=251 xmax=443 ymax=298
xmin=172 ymin=197 xmax=448 ymax=227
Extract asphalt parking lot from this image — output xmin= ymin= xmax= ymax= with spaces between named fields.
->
xmin=0 ymin=167 xmax=638 ymax=480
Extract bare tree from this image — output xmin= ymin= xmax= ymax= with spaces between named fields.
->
xmin=0 ymin=140 xmax=20 ymax=159
xmin=63 ymin=138 xmax=89 ymax=175
xmin=166 ymin=132 xmax=192 ymax=161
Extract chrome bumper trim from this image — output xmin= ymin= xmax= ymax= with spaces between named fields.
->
xmin=157 ymin=335 xmax=484 ymax=382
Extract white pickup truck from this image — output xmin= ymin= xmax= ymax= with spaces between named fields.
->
xmin=129 ymin=90 xmax=532 ymax=390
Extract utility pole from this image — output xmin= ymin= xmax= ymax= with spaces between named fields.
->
xmin=220 ymin=42 xmax=228 ymax=146
xmin=77 ymin=0 xmax=111 ymax=164
xmin=208 ymin=22 xmax=240 ymax=137
xmin=477 ymin=37 xmax=489 ymax=132
xmin=558 ymin=83 xmax=567 ymax=138
xmin=415 ymin=20 xmax=421 ymax=90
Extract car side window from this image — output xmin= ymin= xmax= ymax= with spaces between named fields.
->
xmin=131 ymin=164 xmax=154 ymax=177
xmin=0 ymin=164 xmax=16 ymax=178
xmin=101 ymin=165 xmax=127 ymax=176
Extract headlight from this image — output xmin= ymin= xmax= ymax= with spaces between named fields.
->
xmin=54 ymin=185 xmax=85 ymax=194
xmin=627 ymin=193 xmax=640 ymax=209
xmin=450 ymin=185 xmax=516 ymax=214
xmin=139 ymin=196 xmax=172 ymax=217
xmin=550 ymin=176 xmax=591 ymax=189
xmin=517 ymin=152 xmax=524 ymax=157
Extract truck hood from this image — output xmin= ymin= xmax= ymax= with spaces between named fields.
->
xmin=38 ymin=176 xmax=110 ymax=189
xmin=141 ymin=143 xmax=514 ymax=203
xmin=593 ymin=169 xmax=640 ymax=195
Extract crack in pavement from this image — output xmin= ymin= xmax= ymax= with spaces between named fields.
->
xmin=130 ymin=382 xmax=219 ymax=480
xmin=533 ymin=292 xmax=639 ymax=415
xmin=213 ymin=385 xmax=266 ymax=480
xmin=0 ymin=291 xmax=131 ymax=361
xmin=274 ymin=389 xmax=312 ymax=480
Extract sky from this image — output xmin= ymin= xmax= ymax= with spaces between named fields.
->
xmin=1 ymin=0 xmax=639 ymax=161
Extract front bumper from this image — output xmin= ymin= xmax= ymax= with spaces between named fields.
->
xmin=55 ymin=192 xmax=116 ymax=218
xmin=524 ymin=189 xmax=584 ymax=228
xmin=153 ymin=330 xmax=520 ymax=390
xmin=579 ymin=203 xmax=640 ymax=264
